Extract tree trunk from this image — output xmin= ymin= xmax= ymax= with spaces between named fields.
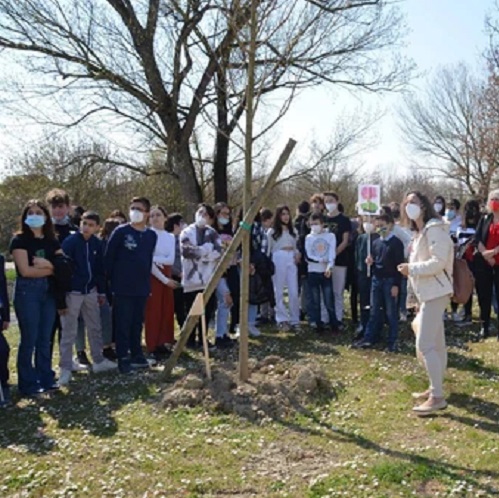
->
xmin=213 ymin=130 xmax=229 ymax=203
xmin=172 ymin=142 xmax=203 ymax=218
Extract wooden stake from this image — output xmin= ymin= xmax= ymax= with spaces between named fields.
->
xmin=162 ymin=138 xmax=297 ymax=379
xmin=191 ymin=292 xmax=211 ymax=380
xmin=238 ymin=0 xmax=258 ymax=382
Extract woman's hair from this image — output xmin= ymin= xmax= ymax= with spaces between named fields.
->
xmin=213 ymin=202 xmax=233 ymax=235
xmin=109 ymin=209 xmax=127 ymax=223
xmin=150 ymin=205 xmax=168 ymax=218
xmin=433 ymin=195 xmax=446 ymax=216
xmin=197 ymin=203 xmax=215 ymax=220
xmin=487 ymin=189 xmax=499 ymax=206
xmin=272 ymin=205 xmax=295 ymax=240
xmin=100 ymin=218 xmax=120 ymax=240
xmin=17 ymin=199 xmax=56 ymax=240
xmin=463 ymin=199 xmax=481 ymax=228
xmin=402 ymin=191 xmax=438 ymax=232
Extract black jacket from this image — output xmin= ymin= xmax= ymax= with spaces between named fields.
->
xmin=51 ymin=254 xmax=74 ymax=310
xmin=0 ymin=255 xmax=10 ymax=323
xmin=474 ymin=213 xmax=494 ymax=247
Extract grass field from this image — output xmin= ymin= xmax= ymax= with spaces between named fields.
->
xmin=0 ymin=316 xmax=498 ymax=497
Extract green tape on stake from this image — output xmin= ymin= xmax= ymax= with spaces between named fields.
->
xmin=239 ymin=221 xmax=252 ymax=231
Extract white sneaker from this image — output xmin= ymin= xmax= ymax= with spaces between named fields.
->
xmin=71 ymin=359 xmax=89 ymax=372
xmin=249 ymin=325 xmax=261 ymax=337
xmin=93 ymin=358 xmax=118 ymax=373
xmin=59 ymin=369 xmax=72 ymax=386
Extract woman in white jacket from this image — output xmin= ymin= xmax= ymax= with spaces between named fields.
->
xmin=398 ymin=191 xmax=454 ymax=416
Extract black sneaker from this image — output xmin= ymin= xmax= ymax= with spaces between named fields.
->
xmin=215 ymin=335 xmax=234 ymax=349
xmin=118 ymin=358 xmax=132 ymax=374
xmin=77 ymin=350 xmax=91 ymax=366
xmin=131 ymin=356 xmax=150 ymax=369
xmin=102 ymin=347 xmax=117 ymax=362
xmin=154 ymin=345 xmax=171 ymax=359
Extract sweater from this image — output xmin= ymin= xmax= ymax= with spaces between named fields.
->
xmin=408 ymin=218 xmax=454 ymax=303
xmin=370 ymin=234 xmax=404 ymax=286
xmin=180 ymin=223 xmax=222 ymax=293
xmin=62 ymin=232 xmax=105 ymax=294
xmin=305 ymin=232 xmax=336 ymax=273
xmin=104 ymin=224 xmax=157 ymax=297
xmin=150 ymin=228 xmax=175 ymax=285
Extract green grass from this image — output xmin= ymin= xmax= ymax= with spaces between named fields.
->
xmin=1 ymin=312 xmax=498 ymax=497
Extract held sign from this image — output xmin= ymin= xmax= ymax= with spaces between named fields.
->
xmin=358 ymin=185 xmax=381 ymax=215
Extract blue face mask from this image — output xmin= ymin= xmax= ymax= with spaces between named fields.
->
xmin=25 ymin=214 xmax=46 ymax=228
xmin=218 ymin=217 xmax=230 ymax=226
xmin=446 ymin=210 xmax=456 ymax=220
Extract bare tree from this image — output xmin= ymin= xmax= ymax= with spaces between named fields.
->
xmin=0 ymin=0 xmax=409 ymax=210
xmin=400 ymin=64 xmax=499 ymax=199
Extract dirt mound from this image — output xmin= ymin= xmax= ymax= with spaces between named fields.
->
xmin=162 ymin=355 xmax=337 ymax=422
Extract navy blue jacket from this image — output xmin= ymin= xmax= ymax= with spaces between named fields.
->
xmin=104 ymin=224 xmax=157 ymax=297
xmin=62 ymin=232 xmax=105 ymax=294
xmin=0 ymin=255 xmax=10 ymax=323
xmin=371 ymin=234 xmax=404 ymax=286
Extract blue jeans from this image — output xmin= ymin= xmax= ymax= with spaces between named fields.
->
xmin=112 ymin=295 xmax=148 ymax=365
xmin=307 ymin=272 xmax=339 ymax=327
xmin=14 ymin=277 xmax=56 ymax=394
xmin=364 ymin=276 xmax=399 ymax=348
xmin=216 ymin=279 xmax=231 ymax=338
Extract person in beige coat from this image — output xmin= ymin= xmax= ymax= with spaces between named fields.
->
xmin=398 ymin=191 xmax=454 ymax=416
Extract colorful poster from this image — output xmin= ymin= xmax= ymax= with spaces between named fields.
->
xmin=358 ymin=184 xmax=381 ymax=215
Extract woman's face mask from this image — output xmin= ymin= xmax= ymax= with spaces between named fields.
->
xmin=310 ymin=224 xmax=322 ymax=234
xmin=25 ymin=214 xmax=46 ymax=229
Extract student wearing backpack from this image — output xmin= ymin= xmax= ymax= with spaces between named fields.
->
xmin=474 ymin=189 xmax=499 ymax=340
xmin=398 ymin=191 xmax=454 ymax=416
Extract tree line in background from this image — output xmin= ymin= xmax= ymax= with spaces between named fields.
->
xmin=0 ymin=0 xmax=499 ymax=251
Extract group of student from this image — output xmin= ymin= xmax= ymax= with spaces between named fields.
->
xmin=1 ymin=186 xmax=498 ymax=415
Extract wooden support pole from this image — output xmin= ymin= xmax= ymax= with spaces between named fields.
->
xmin=162 ymin=138 xmax=297 ymax=378
xmin=239 ymin=0 xmax=258 ymax=382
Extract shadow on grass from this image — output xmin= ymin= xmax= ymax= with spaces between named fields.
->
xmin=443 ymin=392 xmax=499 ymax=434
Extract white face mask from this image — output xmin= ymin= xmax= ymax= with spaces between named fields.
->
xmin=363 ymin=222 xmax=374 ymax=234
xmin=129 ymin=209 xmax=144 ymax=224
xmin=405 ymin=203 xmax=421 ymax=221
xmin=310 ymin=224 xmax=322 ymax=234
xmin=434 ymin=202 xmax=443 ymax=213
xmin=195 ymin=212 xmax=207 ymax=228
xmin=325 ymin=202 xmax=337 ymax=213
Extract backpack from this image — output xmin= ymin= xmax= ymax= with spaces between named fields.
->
xmin=449 ymin=257 xmax=474 ymax=304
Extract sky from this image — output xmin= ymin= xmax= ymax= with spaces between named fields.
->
xmin=273 ymin=0 xmax=495 ymax=176
xmin=0 ymin=0 xmax=495 ymax=179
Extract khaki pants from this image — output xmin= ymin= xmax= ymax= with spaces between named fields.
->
xmin=60 ymin=291 xmax=104 ymax=371
xmin=412 ymin=294 xmax=448 ymax=398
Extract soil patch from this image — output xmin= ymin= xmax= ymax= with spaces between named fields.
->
xmin=162 ymin=355 xmax=339 ymax=423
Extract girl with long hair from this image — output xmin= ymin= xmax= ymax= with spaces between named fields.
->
xmin=267 ymin=205 xmax=300 ymax=331
xmin=10 ymin=199 xmax=62 ymax=396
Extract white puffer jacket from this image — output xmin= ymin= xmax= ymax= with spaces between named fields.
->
xmin=408 ymin=218 xmax=454 ymax=303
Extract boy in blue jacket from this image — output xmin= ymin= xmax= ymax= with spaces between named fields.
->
xmin=104 ymin=197 xmax=157 ymax=374
xmin=0 ymin=254 xmax=10 ymax=406
xmin=59 ymin=212 xmax=117 ymax=385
